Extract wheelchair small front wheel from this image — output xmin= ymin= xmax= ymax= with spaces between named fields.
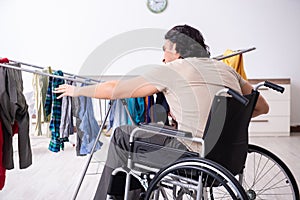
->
xmin=145 ymin=157 xmax=248 ymax=200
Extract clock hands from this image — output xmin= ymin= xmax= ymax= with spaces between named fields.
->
xmin=154 ymin=0 xmax=165 ymax=5
xmin=147 ymin=0 xmax=167 ymax=13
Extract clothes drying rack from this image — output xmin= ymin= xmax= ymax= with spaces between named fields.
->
xmin=0 ymin=46 xmax=256 ymax=199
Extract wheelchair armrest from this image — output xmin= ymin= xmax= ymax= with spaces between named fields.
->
xmin=139 ymin=123 xmax=193 ymax=138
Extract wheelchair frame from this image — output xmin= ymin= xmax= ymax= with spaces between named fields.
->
xmin=108 ymin=81 xmax=299 ymax=200
xmin=71 ymin=79 xmax=299 ymax=199
xmin=109 ymin=87 xmax=251 ymax=200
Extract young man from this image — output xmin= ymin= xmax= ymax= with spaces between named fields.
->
xmin=56 ymin=24 xmax=269 ymax=199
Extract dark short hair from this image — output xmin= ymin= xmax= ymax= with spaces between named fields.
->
xmin=165 ymin=24 xmax=210 ymax=58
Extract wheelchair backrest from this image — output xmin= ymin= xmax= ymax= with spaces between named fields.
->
xmin=203 ymin=90 xmax=259 ymax=175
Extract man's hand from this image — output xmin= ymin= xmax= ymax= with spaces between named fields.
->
xmin=54 ymin=84 xmax=77 ymax=99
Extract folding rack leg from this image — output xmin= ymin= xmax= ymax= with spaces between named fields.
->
xmin=72 ymin=101 xmax=113 ymax=200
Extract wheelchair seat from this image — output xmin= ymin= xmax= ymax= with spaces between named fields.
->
xmin=133 ymin=139 xmax=199 ymax=169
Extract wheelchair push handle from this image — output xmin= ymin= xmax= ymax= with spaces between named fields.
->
xmin=264 ymin=81 xmax=285 ymax=93
xmin=227 ymin=88 xmax=249 ymax=106
xmin=216 ymin=88 xmax=249 ymax=106
xmin=254 ymin=81 xmax=285 ymax=93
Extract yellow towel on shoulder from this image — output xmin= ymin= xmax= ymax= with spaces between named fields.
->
xmin=222 ymin=49 xmax=247 ymax=80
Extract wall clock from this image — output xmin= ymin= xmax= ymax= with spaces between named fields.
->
xmin=147 ymin=0 xmax=168 ymax=14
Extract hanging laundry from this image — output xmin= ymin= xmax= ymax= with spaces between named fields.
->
xmin=145 ymin=95 xmax=154 ymax=123
xmin=222 ymin=49 xmax=248 ymax=80
xmin=107 ymin=100 xmax=115 ymax=132
xmin=0 ymin=119 xmax=5 ymax=190
xmin=32 ymin=66 xmax=52 ymax=136
xmin=0 ymin=58 xmax=9 ymax=63
xmin=0 ymin=63 xmax=32 ymax=170
xmin=59 ymin=80 xmax=75 ymax=139
xmin=108 ymin=98 xmax=145 ymax=134
xmin=106 ymin=97 xmax=145 ymax=137
xmin=153 ymin=92 xmax=170 ymax=125
xmin=0 ymin=120 xmax=19 ymax=190
xmin=107 ymin=99 xmax=129 ymax=133
xmin=125 ymin=97 xmax=145 ymax=125
xmin=45 ymin=70 xmax=67 ymax=153
xmin=73 ymin=83 xmax=102 ymax=156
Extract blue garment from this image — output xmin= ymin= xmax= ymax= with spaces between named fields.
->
xmin=76 ymin=84 xmax=102 ymax=155
xmin=125 ymin=98 xmax=145 ymax=125
xmin=109 ymin=99 xmax=129 ymax=134
xmin=107 ymin=100 xmax=116 ymax=131
xmin=107 ymin=98 xmax=145 ymax=134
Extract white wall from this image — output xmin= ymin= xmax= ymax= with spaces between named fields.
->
xmin=0 ymin=0 xmax=299 ymax=125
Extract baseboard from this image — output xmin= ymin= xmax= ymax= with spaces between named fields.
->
xmin=290 ymin=125 xmax=300 ymax=133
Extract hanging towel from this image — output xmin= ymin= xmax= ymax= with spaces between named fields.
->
xmin=45 ymin=70 xmax=67 ymax=153
xmin=222 ymin=49 xmax=247 ymax=80
xmin=32 ymin=66 xmax=52 ymax=136
xmin=0 ymin=63 xmax=32 ymax=170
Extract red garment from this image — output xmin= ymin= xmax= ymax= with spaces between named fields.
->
xmin=0 ymin=58 xmax=9 ymax=63
xmin=0 ymin=120 xmax=18 ymax=190
xmin=0 ymin=58 xmax=8 ymax=188
xmin=12 ymin=121 xmax=19 ymax=135
xmin=0 ymin=119 xmax=5 ymax=190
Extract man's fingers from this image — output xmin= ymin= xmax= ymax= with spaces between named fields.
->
xmin=54 ymin=84 xmax=74 ymax=98
xmin=54 ymin=84 xmax=69 ymax=93
xmin=57 ymin=93 xmax=65 ymax=99
xmin=59 ymin=84 xmax=69 ymax=88
xmin=53 ymin=90 xmax=62 ymax=93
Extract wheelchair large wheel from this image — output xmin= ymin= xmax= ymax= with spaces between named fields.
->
xmin=241 ymin=144 xmax=299 ymax=200
xmin=145 ymin=157 xmax=248 ymax=200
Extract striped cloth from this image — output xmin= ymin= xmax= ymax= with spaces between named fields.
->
xmin=45 ymin=70 xmax=67 ymax=152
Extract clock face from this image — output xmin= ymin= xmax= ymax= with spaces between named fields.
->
xmin=147 ymin=0 xmax=168 ymax=13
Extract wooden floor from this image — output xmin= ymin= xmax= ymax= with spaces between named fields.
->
xmin=0 ymin=133 xmax=299 ymax=200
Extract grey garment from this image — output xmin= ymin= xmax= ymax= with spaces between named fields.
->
xmin=0 ymin=67 xmax=12 ymax=131
xmin=72 ymin=96 xmax=84 ymax=156
xmin=93 ymin=125 xmax=187 ymax=199
xmin=59 ymin=80 xmax=74 ymax=138
xmin=0 ymin=64 xmax=32 ymax=169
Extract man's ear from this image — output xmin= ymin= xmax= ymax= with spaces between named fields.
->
xmin=172 ymin=43 xmax=181 ymax=59
xmin=175 ymin=52 xmax=181 ymax=59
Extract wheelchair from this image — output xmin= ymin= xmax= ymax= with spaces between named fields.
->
xmin=108 ymin=81 xmax=299 ymax=200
